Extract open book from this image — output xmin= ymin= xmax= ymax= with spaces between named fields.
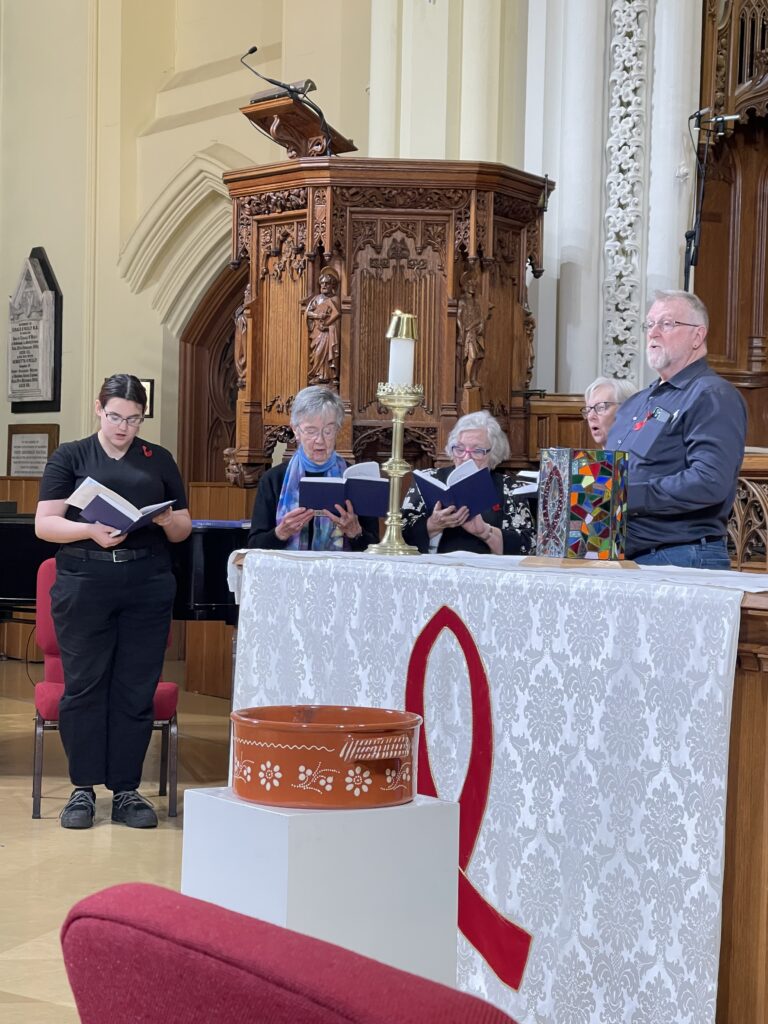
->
xmin=412 ymin=461 xmax=498 ymax=518
xmin=511 ymin=470 xmax=539 ymax=496
xmin=67 ymin=477 xmax=175 ymax=536
xmin=298 ymin=462 xmax=389 ymax=518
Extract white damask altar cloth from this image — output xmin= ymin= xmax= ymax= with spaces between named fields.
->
xmin=233 ymin=551 xmax=743 ymax=1024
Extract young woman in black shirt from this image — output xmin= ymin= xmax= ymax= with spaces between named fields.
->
xmin=35 ymin=374 xmax=192 ymax=829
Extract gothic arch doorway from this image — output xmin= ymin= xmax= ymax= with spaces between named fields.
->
xmin=178 ymin=262 xmax=249 ymax=482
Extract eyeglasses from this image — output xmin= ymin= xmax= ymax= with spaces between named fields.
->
xmin=641 ymin=319 xmax=701 ymax=333
xmin=103 ymin=411 xmax=144 ymax=428
xmin=296 ymin=424 xmax=338 ymax=440
xmin=580 ymin=401 xmax=618 ymax=419
xmin=451 ymin=444 xmax=491 ymax=459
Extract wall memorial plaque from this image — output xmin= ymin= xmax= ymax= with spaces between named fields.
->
xmin=7 ymin=247 xmax=62 ymax=413
xmin=7 ymin=424 xmax=59 ymax=477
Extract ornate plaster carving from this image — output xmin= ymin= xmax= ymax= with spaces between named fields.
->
xmin=601 ymin=0 xmax=652 ymax=384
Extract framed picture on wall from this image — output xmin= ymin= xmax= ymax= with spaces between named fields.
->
xmin=140 ymin=378 xmax=155 ymax=419
xmin=7 ymin=423 xmax=59 ymax=476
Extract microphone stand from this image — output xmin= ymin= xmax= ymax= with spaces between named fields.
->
xmin=240 ymin=48 xmax=333 ymax=157
xmin=684 ymin=114 xmax=728 ymax=292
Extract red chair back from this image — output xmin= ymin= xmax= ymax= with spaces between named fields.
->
xmin=36 ymin=558 xmax=64 ymax=684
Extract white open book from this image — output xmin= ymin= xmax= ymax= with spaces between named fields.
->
xmin=67 ymin=477 xmax=175 ymax=536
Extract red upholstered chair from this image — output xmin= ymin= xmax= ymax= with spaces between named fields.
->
xmin=61 ymin=883 xmax=519 ymax=1024
xmin=32 ymin=558 xmax=179 ymax=818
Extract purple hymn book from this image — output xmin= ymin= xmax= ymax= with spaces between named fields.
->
xmin=66 ymin=477 xmax=175 ymax=536
xmin=412 ymin=462 xmax=498 ymax=518
xmin=298 ymin=462 xmax=389 ymax=518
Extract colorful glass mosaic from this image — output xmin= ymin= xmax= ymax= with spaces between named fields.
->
xmin=536 ymin=448 xmax=629 ymax=559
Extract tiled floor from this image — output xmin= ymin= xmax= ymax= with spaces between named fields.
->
xmin=0 ymin=657 xmax=231 ymax=1022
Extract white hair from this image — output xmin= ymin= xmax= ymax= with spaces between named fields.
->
xmin=584 ymin=376 xmax=637 ymax=405
xmin=290 ymin=386 xmax=345 ymax=429
xmin=445 ymin=410 xmax=510 ymax=469
xmin=651 ymin=289 xmax=709 ymax=330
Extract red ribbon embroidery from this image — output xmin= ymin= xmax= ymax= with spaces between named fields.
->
xmin=142 ymin=445 xmax=153 ymax=457
xmin=405 ymin=605 xmax=532 ymax=990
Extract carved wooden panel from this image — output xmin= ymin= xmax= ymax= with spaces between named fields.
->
xmin=179 ymin=262 xmax=248 ymax=483
xmin=224 ymin=158 xmax=554 ymax=474
xmin=698 ymin=1 xmax=768 ymax=445
xmin=351 ymin=216 xmax=449 ymax=419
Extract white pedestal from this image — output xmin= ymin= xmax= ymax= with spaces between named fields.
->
xmin=181 ymin=787 xmax=459 ymax=986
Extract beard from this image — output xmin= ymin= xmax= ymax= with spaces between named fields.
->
xmin=646 ymin=346 xmax=670 ymax=371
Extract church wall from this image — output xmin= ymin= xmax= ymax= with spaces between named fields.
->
xmin=0 ymin=0 xmax=705 ymax=468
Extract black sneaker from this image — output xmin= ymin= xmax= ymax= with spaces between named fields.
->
xmin=111 ymin=790 xmax=158 ymax=828
xmin=60 ymin=788 xmax=96 ymax=829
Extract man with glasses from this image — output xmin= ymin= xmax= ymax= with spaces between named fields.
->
xmin=607 ymin=290 xmax=746 ymax=568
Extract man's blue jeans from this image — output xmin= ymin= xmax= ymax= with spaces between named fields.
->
xmin=633 ymin=537 xmax=730 ymax=570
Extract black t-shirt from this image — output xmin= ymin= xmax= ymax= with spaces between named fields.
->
xmin=39 ymin=433 xmax=188 ymax=550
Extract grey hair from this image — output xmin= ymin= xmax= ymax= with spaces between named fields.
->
xmin=584 ymin=376 xmax=637 ymax=405
xmin=651 ymin=289 xmax=709 ymax=330
xmin=445 ymin=410 xmax=510 ymax=469
xmin=290 ymin=385 xmax=345 ymax=430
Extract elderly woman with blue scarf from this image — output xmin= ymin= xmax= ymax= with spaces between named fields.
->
xmin=247 ymin=385 xmax=380 ymax=551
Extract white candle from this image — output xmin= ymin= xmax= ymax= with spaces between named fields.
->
xmin=387 ymin=337 xmax=415 ymax=387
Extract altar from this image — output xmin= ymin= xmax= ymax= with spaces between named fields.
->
xmin=230 ymin=550 xmax=768 ymax=1024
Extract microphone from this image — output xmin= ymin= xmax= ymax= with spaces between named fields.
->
xmin=698 ymin=112 xmax=741 ymax=134
xmin=240 ymin=46 xmax=302 ymax=98
xmin=239 ymin=45 xmax=332 ymax=156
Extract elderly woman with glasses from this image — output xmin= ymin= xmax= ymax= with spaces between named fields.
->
xmin=401 ymin=410 xmax=535 ymax=555
xmin=247 ymin=385 xmax=379 ymax=551
xmin=35 ymin=373 xmax=192 ymax=831
xmin=582 ymin=376 xmax=637 ymax=446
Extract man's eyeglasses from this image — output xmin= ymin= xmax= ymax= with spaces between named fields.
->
xmin=451 ymin=444 xmax=491 ymax=459
xmin=580 ymin=401 xmax=618 ymax=419
xmin=297 ymin=424 xmax=338 ymax=440
xmin=641 ymin=319 xmax=701 ymax=333
xmin=103 ymin=411 xmax=144 ymax=428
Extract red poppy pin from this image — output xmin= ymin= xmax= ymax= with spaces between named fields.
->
xmin=492 ymin=503 xmax=501 ymax=512
xmin=142 ymin=445 xmax=153 ymax=457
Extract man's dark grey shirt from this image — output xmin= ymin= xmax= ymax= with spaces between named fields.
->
xmin=606 ymin=359 xmax=747 ymax=558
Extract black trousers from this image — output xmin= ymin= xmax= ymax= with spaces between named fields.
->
xmin=51 ymin=550 xmax=176 ymax=792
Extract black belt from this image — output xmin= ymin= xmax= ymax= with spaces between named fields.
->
xmin=633 ymin=535 xmax=724 ymax=557
xmin=59 ymin=545 xmax=163 ymax=563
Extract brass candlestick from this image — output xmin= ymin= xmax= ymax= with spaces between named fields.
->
xmin=368 ymin=383 xmax=424 ymax=556
xmin=368 ymin=309 xmax=423 ymax=556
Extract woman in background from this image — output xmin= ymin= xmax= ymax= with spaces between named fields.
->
xmin=35 ymin=373 xmax=191 ymax=830
xmin=582 ymin=376 xmax=637 ymax=446
xmin=401 ymin=410 xmax=534 ymax=555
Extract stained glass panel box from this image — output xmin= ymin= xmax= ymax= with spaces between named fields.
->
xmin=535 ymin=447 xmax=629 ymax=559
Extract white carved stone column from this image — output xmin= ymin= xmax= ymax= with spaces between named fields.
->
xmin=368 ymin=0 xmax=401 ymax=157
xmin=600 ymin=0 xmax=653 ymax=387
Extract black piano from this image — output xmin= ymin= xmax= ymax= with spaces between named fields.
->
xmin=172 ymin=520 xmax=249 ymax=625
xmin=0 ymin=515 xmax=247 ymax=626
xmin=0 ymin=515 xmax=58 ymax=623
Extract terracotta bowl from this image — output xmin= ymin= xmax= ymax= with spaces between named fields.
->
xmin=230 ymin=705 xmax=422 ymax=810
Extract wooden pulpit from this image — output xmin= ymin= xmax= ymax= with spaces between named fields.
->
xmin=224 ymin=104 xmax=554 ymax=480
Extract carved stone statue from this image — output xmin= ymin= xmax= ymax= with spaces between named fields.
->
xmin=458 ymin=273 xmax=487 ymax=388
xmin=233 ymin=284 xmax=251 ymax=391
xmin=306 ymin=269 xmax=341 ymax=387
